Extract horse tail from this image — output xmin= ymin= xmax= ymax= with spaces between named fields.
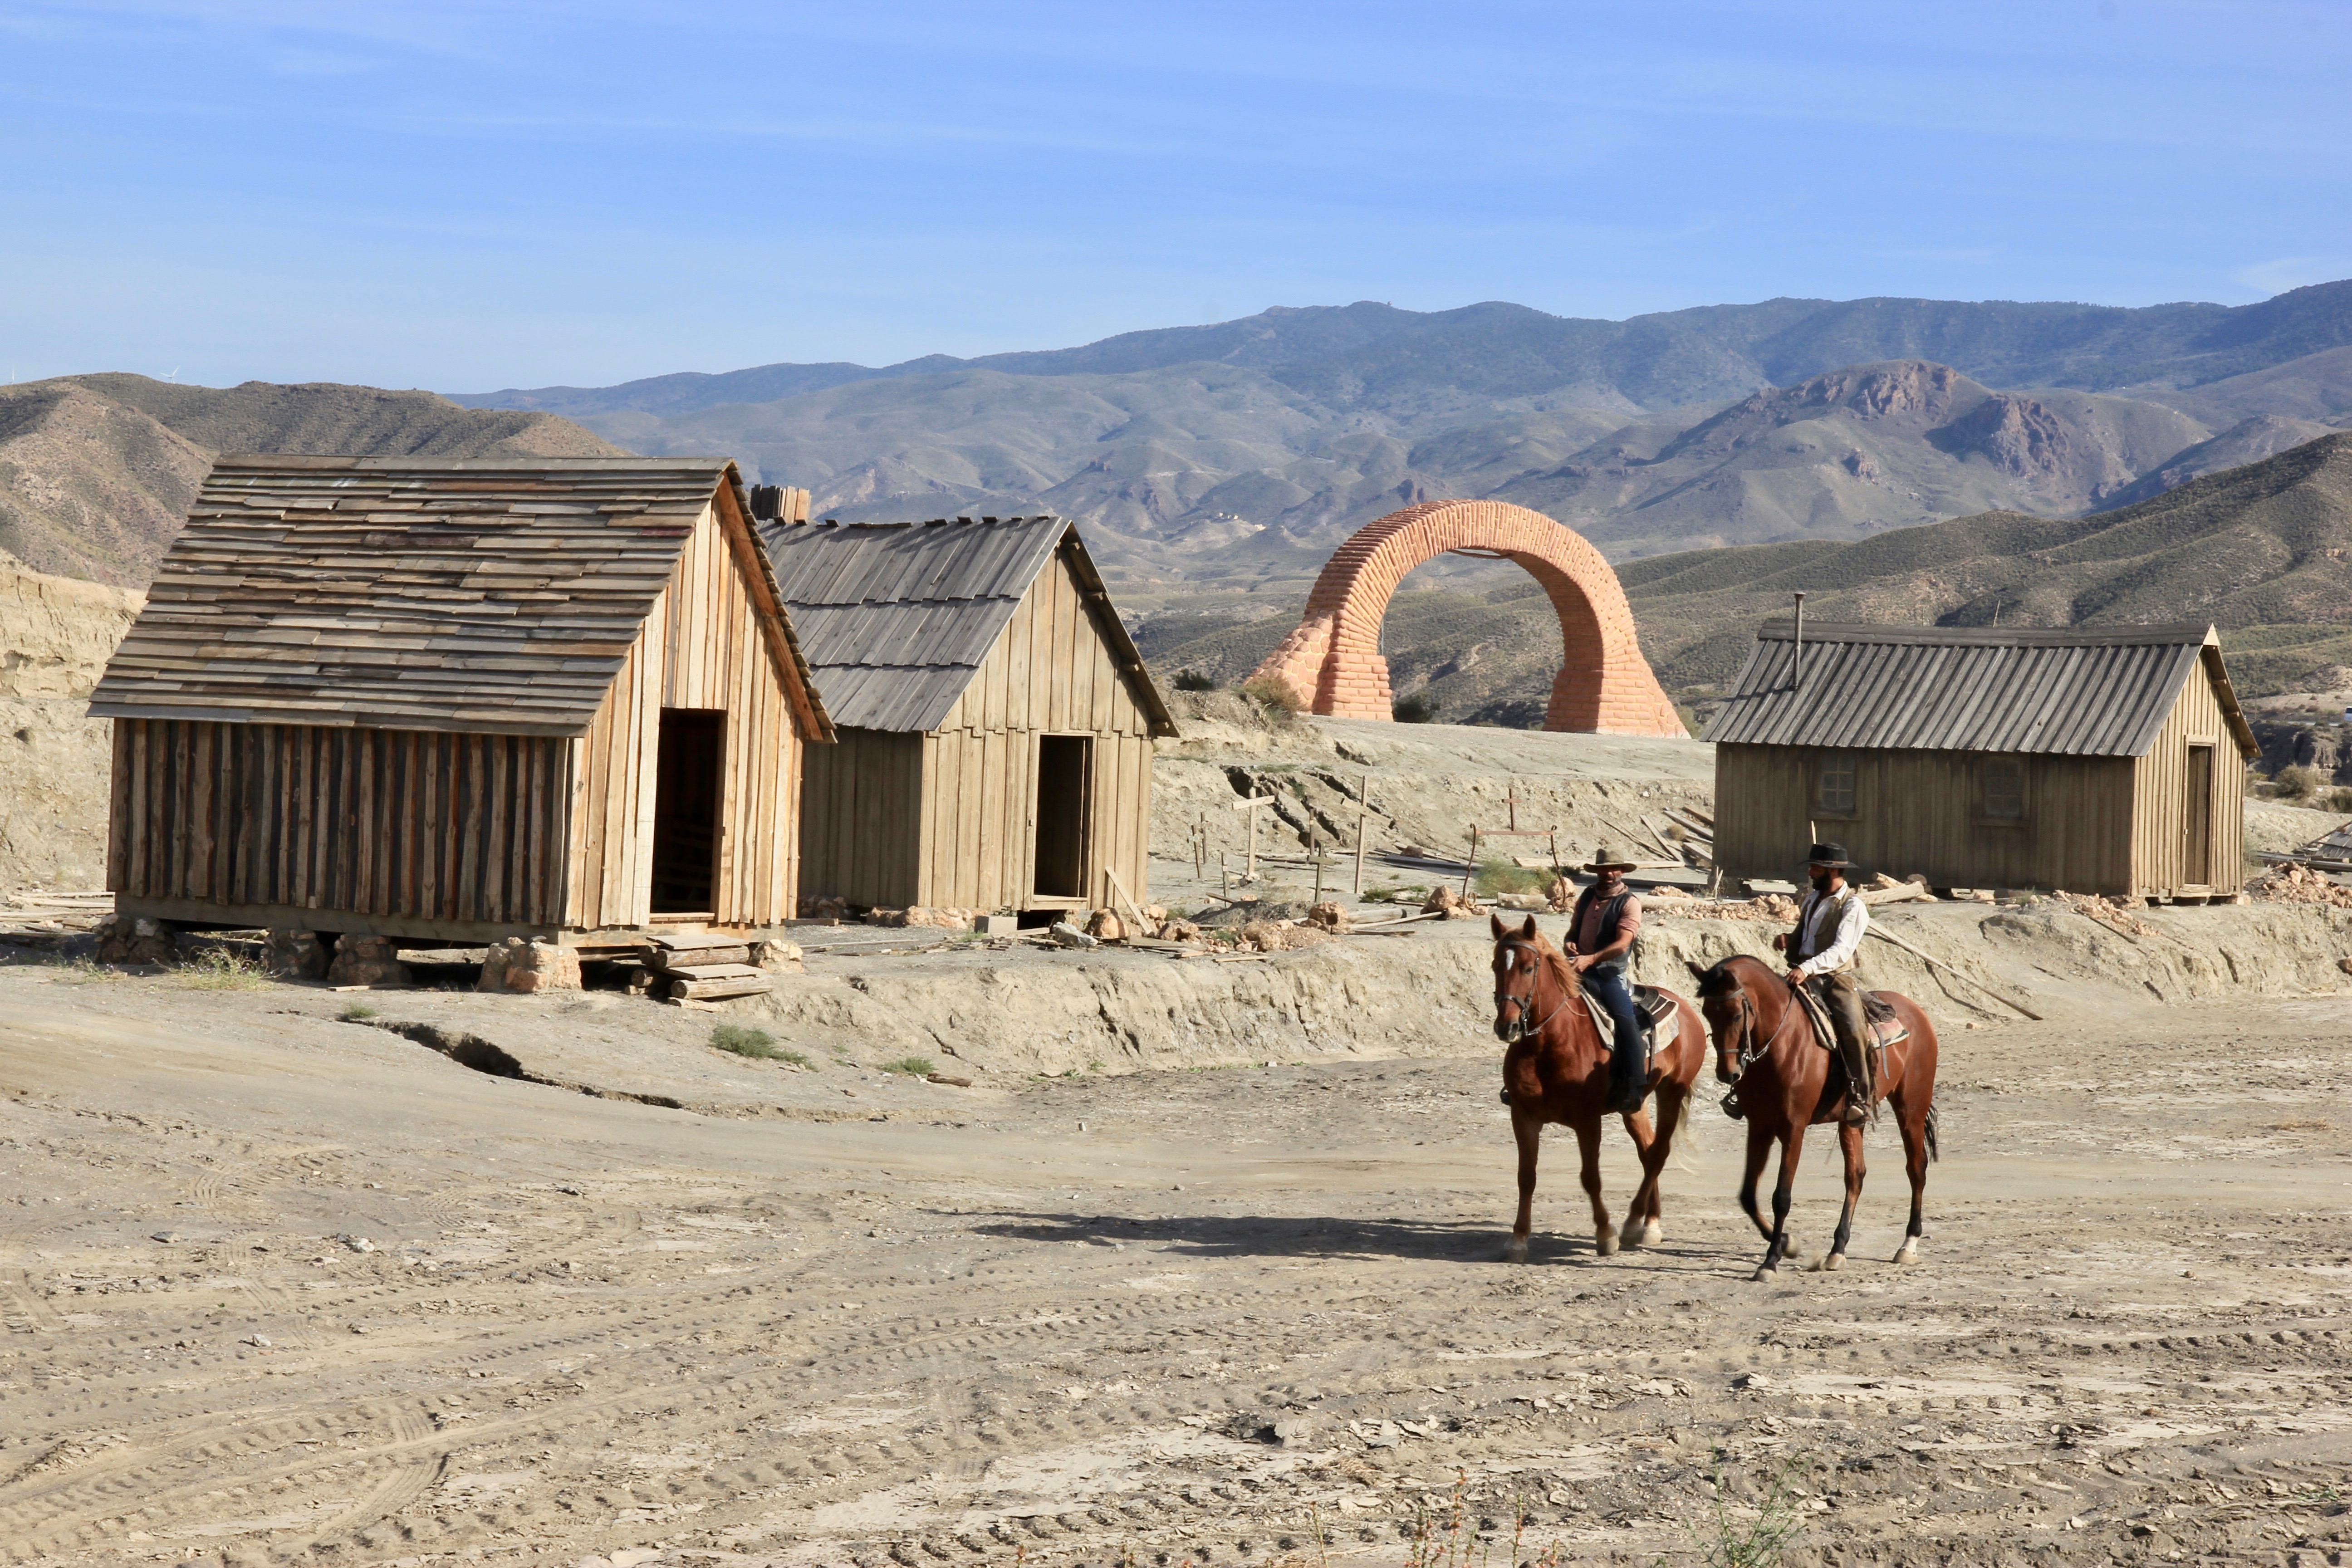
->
xmin=1668 ymin=1086 xmax=1701 ymax=1174
xmin=1924 ymin=1102 xmax=1941 ymax=1164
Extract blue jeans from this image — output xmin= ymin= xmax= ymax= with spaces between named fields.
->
xmin=1582 ymin=967 xmax=1645 ymax=1100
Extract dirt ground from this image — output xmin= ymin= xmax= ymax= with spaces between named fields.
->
xmin=6 ymin=909 xmax=2352 ymax=1568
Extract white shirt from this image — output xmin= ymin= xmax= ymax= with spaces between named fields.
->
xmin=1793 ymin=886 xmax=1868 ymax=977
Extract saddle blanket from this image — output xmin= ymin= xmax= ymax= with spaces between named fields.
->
xmin=1577 ymin=983 xmax=1679 ymax=1052
xmin=1795 ymin=984 xmax=1911 ymax=1054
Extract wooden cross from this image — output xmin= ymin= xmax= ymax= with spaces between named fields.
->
xmin=1230 ymin=793 xmax=1278 ymax=882
xmin=1346 ymin=772 xmax=1394 ymax=898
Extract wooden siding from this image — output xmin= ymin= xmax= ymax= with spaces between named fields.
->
xmin=564 ymin=492 xmax=806 ymax=928
xmin=1713 ymin=742 xmax=2137 ymax=894
xmin=108 ymin=717 xmax=570 ymax=928
xmin=1712 ymin=662 xmax=2248 ymax=898
xmin=795 ymin=545 xmax=1158 ymax=915
xmin=2129 ymin=656 xmax=2246 ymax=895
xmin=799 ymin=728 xmax=926 ymax=907
xmin=918 ymin=549 xmax=1156 ymax=912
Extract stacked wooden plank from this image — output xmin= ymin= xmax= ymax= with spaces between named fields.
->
xmin=645 ymin=934 xmax=774 ymax=1001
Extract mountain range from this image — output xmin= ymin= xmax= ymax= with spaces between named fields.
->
xmin=1139 ymin=431 xmax=2352 ymax=724
xmin=450 ymin=286 xmax=2352 ymax=578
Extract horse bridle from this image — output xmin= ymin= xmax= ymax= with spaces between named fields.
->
xmin=1717 ymin=971 xmax=1797 ymax=1083
xmin=1493 ymin=938 xmax=1572 ymax=1043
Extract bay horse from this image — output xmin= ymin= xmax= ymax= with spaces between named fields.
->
xmin=1489 ymin=913 xmax=1706 ymax=1261
xmin=1685 ymin=955 xmax=1940 ymax=1279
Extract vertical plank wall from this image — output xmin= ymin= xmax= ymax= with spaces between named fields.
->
xmin=919 ymin=546 xmax=1156 ymax=913
xmin=1712 ymin=743 xmax=2137 ymax=894
xmin=797 ymin=729 xmax=926 ymax=908
xmin=2128 ymin=659 xmax=2244 ymax=895
xmin=565 ymin=495 xmax=807 ymax=928
xmin=109 ymin=717 xmax=570 ymax=926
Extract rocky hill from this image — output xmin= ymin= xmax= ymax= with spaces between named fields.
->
xmin=450 ymin=285 xmax=2352 ymax=573
xmin=0 ymin=375 xmax=621 ymax=586
xmin=1141 ymin=431 xmax=2352 ymax=727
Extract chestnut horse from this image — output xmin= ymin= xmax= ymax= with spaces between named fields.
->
xmin=1685 ymin=955 xmax=1940 ymax=1280
xmin=1490 ymin=914 xmax=1706 ymax=1261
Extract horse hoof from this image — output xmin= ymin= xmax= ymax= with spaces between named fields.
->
xmin=1503 ymin=1237 xmax=1529 ymax=1264
xmin=1812 ymin=1252 xmax=1843 ymax=1273
xmin=1638 ymin=1220 xmax=1663 ymax=1247
xmin=1596 ymin=1230 xmax=1619 ymax=1258
xmin=1750 ymin=1265 xmax=1775 ymax=1283
xmin=1893 ymin=1244 xmax=1920 ymax=1265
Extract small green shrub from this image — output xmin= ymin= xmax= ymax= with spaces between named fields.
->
xmin=2325 ymin=785 xmax=2352 ymax=814
xmin=179 ymin=947 xmax=269 ymax=990
xmin=1393 ymin=692 xmax=1441 ymax=723
xmin=1474 ymin=858 xmax=1549 ymax=896
xmin=52 ymin=957 xmax=129 ymax=985
xmin=710 ymin=1024 xmax=782 ymax=1059
xmin=1172 ymin=668 xmax=1216 ymax=691
xmin=879 ymin=1055 xmax=936 ymax=1077
xmin=1238 ymin=676 xmax=1302 ymax=720
xmin=2277 ymin=763 xmax=2325 ymax=799
xmin=338 ymin=1002 xmax=379 ymax=1022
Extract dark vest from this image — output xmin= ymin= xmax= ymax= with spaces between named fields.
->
xmin=1570 ymin=885 xmax=1636 ymax=973
xmin=1793 ymin=887 xmax=1858 ymax=971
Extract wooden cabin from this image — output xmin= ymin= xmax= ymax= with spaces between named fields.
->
xmin=1704 ymin=622 xmax=2259 ymax=901
xmin=762 ymin=515 xmax=1177 ymax=918
xmin=88 ymin=455 xmax=833 ymax=944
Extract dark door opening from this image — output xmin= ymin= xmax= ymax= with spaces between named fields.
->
xmin=651 ymin=709 xmax=725 ymax=915
xmin=2183 ymin=743 xmax=2214 ymax=886
xmin=1033 ymin=735 xmax=1093 ymax=900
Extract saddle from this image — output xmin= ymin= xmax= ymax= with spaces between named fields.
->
xmin=1578 ymin=982 xmax=1679 ymax=1062
xmin=1790 ymin=983 xmax=1911 ymax=1058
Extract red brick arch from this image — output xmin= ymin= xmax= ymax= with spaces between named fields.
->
xmin=1245 ymin=500 xmax=1685 ymax=735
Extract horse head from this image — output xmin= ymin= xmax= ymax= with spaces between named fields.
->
xmin=1490 ymin=912 xmax=1548 ymax=1044
xmin=1686 ymin=955 xmax=1774 ymax=1087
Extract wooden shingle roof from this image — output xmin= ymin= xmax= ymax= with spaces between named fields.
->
xmin=762 ymin=515 xmax=1178 ymax=736
xmin=1704 ymin=621 xmax=2257 ymax=758
xmin=88 ymin=455 xmax=831 ymax=740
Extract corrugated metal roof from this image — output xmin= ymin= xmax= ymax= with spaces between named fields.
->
xmin=1703 ymin=621 xmax=2258 ymax=758
xmin=762 ymin=515 xmax=1178 ymax=736
xmin=87 ymin=455 xmax=833 ymax=740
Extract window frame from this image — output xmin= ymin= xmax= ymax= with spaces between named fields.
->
xmin=1814 ymin=750 xmax=1860 ymax=820
xmin=1977 ymin=755 xmax=2028 ymax=826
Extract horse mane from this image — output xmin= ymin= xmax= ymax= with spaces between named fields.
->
xmin=1695 ymin=952 xmax=1774 ymax=998
xmin=1524 ymin=928 xmax=1581 ymax=999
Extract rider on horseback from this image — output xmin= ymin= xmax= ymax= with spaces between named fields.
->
xmin=1564 ymin=847 xmax=1647 ymax=1115
xmin=1773 ymin=842 xmax=1874 ymax=1125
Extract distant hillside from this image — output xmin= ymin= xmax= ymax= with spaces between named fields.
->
xmin=448 ymin=286 xmax=2352 ymax=572
xmin=1142 ymin=432 xmax=2352 ymax=725
xmin=461 ymin=281 xmax=2352 ymax=421
xmin=0 ymin=375 xmax=622 ymax=587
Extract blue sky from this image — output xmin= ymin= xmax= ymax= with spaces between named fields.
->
xmin=3 ymin=0 xmax=2348 ymax=391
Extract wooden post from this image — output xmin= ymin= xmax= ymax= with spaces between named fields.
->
xmin=1506 ymin=781 xmax=1521 ymax=833
xmin=1353 ymin=774 xmax=1371 ymax=898
xmin=1192 ymin=813 xmax=1206 ymax=881
xmin=1311 ymin=834 xmax=1325 ymax=905
xmin=1462 ymin=827 xmax=1480 ymax=901
xmin=1230 ymin=793 xmax=1276 ymax=882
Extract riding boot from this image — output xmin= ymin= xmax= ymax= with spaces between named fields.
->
xmin=1607 ymin=1030 xmax=1646 ymax=1114
xmin=1840 ymin=1043 xmax=1870 ymax=1126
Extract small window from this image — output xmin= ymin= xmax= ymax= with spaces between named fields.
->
xmin=1982 ymin=757 xmax=2025 ymax=821
xmin=1817 ymin=752 xmax=1857 ymax=816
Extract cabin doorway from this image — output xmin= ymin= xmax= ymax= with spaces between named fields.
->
xmin=1033 ymin=735 xmax=1093 ymax=900
xmin=652 ymin=708 xmax=726 ymax=915
xmin=2182 ymin=743 xmax=2215 ymax=887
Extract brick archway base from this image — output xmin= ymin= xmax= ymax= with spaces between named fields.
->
xmin=1245 ymin=500 xmax=1686 ymax=735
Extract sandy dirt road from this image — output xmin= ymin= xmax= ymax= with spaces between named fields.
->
xmin=3 ymin=960 xmax=2352 ymax=1568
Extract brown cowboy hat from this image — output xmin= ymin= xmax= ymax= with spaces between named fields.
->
xmin=1582 ymin=845 xmax=1638 ymax=872
xmin=1802 ymin=841 xmax=1856 ymax=869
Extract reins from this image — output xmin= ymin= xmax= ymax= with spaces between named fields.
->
xmin=1494 ymin=938 xmax=1573 ymax=1042
xmin=1722 ymin=967 xmax=1798 ymax=1082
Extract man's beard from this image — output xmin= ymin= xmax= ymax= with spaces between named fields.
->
xmin=1809 ymin=869 xmax=1833 ymax=892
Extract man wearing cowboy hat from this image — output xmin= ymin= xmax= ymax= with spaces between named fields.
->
xmin=1773 ymin=842 xmax=1873 ymax=1125
xmin=1565 ymin=847 xmax=1648 ymax=1114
